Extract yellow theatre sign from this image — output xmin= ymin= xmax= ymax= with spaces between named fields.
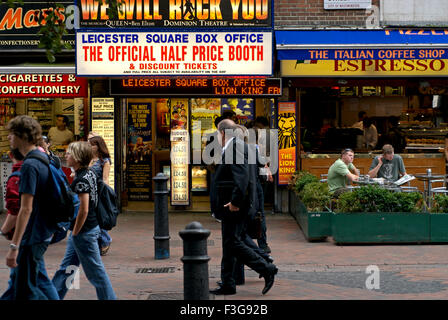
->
xmin=281 ymin=59 xmax=448 ymax=77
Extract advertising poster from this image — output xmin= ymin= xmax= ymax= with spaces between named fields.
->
xmin=191 ymin=98 xmax=221 ymax=151
xmin=278 ymin=102 xmax=296 ymax=185
xmin=77 ymin=0 xmax=272 ymax=29
xmin=0 ymin=1 xmax=75 ymax=51
xmin=221 ymin=98 xmax=254 ymax=126
xmin=91 ymin=98 xmax=115 ymax=190
xmin=127 ymin=102 xmax=152 ymax=200
xmin=170 ymin=99 xmax=190 ymax=205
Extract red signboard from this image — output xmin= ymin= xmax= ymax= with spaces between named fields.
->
xmin=0 ymin=74 xmax=88 ymax=98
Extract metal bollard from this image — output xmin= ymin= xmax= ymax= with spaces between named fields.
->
xmin=179 ymin=221 xmax=211 ymax=300
xmin=153 ymin=173 xmax=170 ymax=259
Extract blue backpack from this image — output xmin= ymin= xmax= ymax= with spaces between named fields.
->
xmin=24 ymin=152 xmax=80 ymax=228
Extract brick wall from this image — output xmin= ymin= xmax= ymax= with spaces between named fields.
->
xmin=274 ymin=0 xmax=380 ymax=28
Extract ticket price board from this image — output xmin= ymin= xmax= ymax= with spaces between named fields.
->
xmin=170 ymin=129 xmax=190 ymax=206
xmin=110 ymin=78 xmax=282 ymax=96
xmin=91 ymin=98 xmax=115 ymax=190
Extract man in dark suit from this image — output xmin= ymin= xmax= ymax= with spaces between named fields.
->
xmin=210 ymin=119 xmax=278 ymax=296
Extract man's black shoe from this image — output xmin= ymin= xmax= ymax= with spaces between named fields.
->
xmin=261 ymin=245 xmax=271 ymax=254
xmin=210 ymin=286 xmax=236 ymax=295
xmin=262 ymin=267 xmax=278 ymax=295
xmin=266 ymin=255 xmax=274 ymax=263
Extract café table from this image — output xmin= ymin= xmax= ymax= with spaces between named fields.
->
xmin=414 ymin=173 xmax=448 ymax=208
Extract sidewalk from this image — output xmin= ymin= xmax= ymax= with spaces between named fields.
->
xmin=1 ymin=211 xmax=448 ymax=300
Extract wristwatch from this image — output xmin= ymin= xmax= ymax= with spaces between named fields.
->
xmin=9 ymin=243 xmax=18 ymax=251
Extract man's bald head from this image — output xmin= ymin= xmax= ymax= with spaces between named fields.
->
xmin=217 ymin=118 xmax=236 ymax=132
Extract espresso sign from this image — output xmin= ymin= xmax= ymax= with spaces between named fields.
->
xmin=77 ymin=0 xmax=272 ymax=28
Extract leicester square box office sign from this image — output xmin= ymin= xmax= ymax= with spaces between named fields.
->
xmin=76 ymin=31 xmax=272 ymax=76
xmin=76 ymin=0 xmax=272 ymax=28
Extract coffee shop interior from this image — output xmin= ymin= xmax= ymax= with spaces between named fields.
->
xmin=295 ymin=78 xmax=448 ymax=189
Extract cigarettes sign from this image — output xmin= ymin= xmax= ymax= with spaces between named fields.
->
xmin=76 ymin=31 xmax=272 ymax=76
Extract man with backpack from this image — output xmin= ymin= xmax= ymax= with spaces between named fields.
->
xmin=2 ymin=115 xmax=59 ymax=300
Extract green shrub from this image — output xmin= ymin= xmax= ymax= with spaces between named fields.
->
xmin=431 ymin=194 xmax=448 ymax=213
xmin=300 ymin=182 xmax=331 ymax=212
xmin=335 ymin=186 xmax=424 ymax=213
xmin=289 ymin=171 xmax=319 ymax=195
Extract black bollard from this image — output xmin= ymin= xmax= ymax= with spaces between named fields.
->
xmin=153 ymin=173 xmax=170 ymax=259
xmin=179 ymin=221 xmax=211 ymax=300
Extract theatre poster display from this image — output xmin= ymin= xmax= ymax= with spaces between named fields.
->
xmin=278 ymin=102 xmax=296 ymax=185
xmin=221 ymin=98 xmax=254 ymax=126
xmin=127 ymin=102 xmax=152 ymax=200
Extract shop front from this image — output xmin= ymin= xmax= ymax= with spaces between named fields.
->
xmin=103 ymin=77 xmax=281 ymax=212
xmin=76 ymin=0 xmax=279 ymax=212
xmin=276 ymin=29 xmax=448 ymax=192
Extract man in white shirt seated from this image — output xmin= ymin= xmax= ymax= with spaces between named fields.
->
xmin=352 ymin=111 xmax=367 ymax=131
xmin=48 ymin=115 xmax=74 ymax=146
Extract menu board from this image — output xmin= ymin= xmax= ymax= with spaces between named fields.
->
xmin=221 ymin=98 xmax=255 ymax=126
xmin=127 ymin=102 xmax=152 ymax=200
xmin=278 ymin=102 xmax=296 ymax=186
xmin=91 ymin=98 xmax=115 ymax=190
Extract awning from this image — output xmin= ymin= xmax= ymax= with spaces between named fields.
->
xmin=276 ymin=30 xmax=448 ymax=60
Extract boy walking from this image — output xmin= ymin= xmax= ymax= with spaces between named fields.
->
xmin=2 ymin=115 xmax=58 ymax=300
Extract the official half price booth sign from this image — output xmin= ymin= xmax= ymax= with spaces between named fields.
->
xmin=76 ymin=31 xmax=272 ymax=76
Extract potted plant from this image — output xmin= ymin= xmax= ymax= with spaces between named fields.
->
xmin=333 ymin=186 xmax=428 ymax=244
xmin=430 ymin=194 xmax=448 ymax=242
xmin=288 ymin=171 xmax=332 ymax=241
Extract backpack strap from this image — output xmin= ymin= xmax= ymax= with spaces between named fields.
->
xmin=25 ymin=151 xmax=50 ymax=166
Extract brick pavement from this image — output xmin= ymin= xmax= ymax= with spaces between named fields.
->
xmin=0 ymin=211 xmax=448 ymax=300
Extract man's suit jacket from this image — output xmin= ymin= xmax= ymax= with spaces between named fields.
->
xmin=213 ymin=138 xmax=257 ymax=220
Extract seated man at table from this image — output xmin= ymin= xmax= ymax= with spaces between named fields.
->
xmin=368 ymin=144 xmax=406 ymax=182
xmin=327 ymin=148 xmax=360 ymax=196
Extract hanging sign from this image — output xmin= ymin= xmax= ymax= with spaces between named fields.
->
xmin=76 ymin=31 xmax=272 ymax=76
xmin=278 ymin=102 xmax=296 ymax=186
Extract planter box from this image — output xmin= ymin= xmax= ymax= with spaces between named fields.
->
xmin=332 ymin=212 xmax=430 ymax=244
xmin=289 ymin=191 xmax=332 ymax=241
xmin=430 ymin=213 xmax=448 ymax=242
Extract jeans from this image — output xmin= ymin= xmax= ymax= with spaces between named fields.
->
xmin=1 ymin=242 xmax=58 ymax=300
xmin=98 ymin=229 xmax=112 ymax=248
xmin=52 ymin=226 xmax=116 ymax=300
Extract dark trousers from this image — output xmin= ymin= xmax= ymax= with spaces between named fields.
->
xmin=223 ymin=229 xmax=271 ymax=285
xmin=256 ymin=181 xmax=268 ymax=248
xmin=221 ymin=214 xmax=274 ymax=289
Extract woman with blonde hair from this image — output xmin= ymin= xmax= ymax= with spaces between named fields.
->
xmin=52 ymin=141 xmax=116 ymax=300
